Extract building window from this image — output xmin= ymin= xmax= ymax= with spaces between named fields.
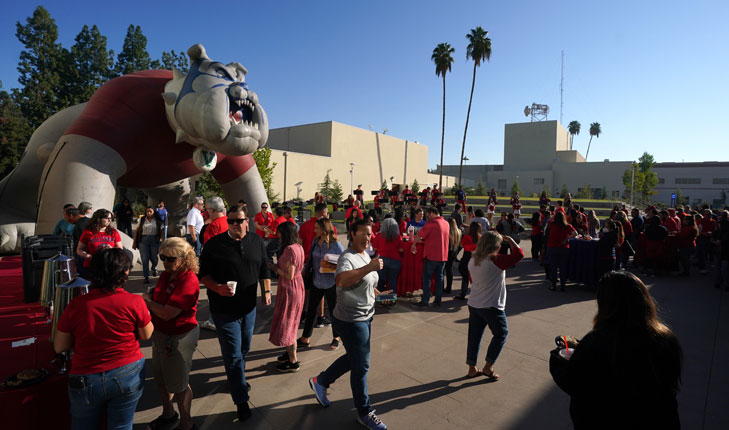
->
xmin=712 ymin=178 xmax=729 ymax=184
xmin=533 ymin=178 xmax=544 ymax=185
xmin=498 ymin=179 xmax=507 ymax=189
xmin=657 ymin=178 xmax=665 ymax=184
xmin=675 ymin=178 xmax=701 ymax=185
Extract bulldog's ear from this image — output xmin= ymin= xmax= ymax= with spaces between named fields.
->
xmin=187 ymin=44 xmax=210 ymax=62
xmin=227 ymin=62 xmax=247 ymax=79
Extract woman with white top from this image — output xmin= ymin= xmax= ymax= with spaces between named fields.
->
xmin=465 ymin=231 xmax=523 ymax=380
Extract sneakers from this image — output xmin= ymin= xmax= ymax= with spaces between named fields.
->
xmin=411 ymin=301 xmax=429 ymax=309
xmin=309 ymin=376 xmax=330 ymax=407
xmin=357 ymin=409 xmax=387 ymax=430
xmin=276 ymin=361 xmax=301 ymax=373
xmin=236 ymin=402 xmax=252 ymax=421
xmin=316 ymin=316 xmax=332 ymax=328
xmin=152 ymin=268 xmax=158 ymax=277
xmin=199 ymin=320 xmax=216 ymax=331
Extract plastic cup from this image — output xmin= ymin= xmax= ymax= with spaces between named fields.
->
xmin=227 ymin=281 xmax=237 ymax=295
xmin=558 ymin=348 xmax=573 ymax=360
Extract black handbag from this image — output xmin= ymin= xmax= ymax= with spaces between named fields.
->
xmin=303 ymin=240 xmax=316 ymax=289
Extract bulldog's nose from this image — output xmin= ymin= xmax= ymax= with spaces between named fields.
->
xmin=227 ymin=83 xmax=248 ymax=101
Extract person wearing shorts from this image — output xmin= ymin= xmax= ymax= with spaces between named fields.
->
xmin=143 ymin=238 xmax=200 ymax=430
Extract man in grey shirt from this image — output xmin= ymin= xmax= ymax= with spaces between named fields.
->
xmin=473 ymin=208 xmax=491 ymax=233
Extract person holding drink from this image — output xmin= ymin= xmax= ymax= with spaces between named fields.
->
xmin=309 ymin=219 xmax=388 ymax=430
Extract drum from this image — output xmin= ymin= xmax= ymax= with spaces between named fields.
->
xmin=50 ymin=277 xmax=90 ymax=343
xmin=39 ymin=254 xmax=77 ymax=309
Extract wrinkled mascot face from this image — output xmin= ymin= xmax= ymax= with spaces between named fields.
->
xmin=163 ymin=44 xmax=269 ymax=157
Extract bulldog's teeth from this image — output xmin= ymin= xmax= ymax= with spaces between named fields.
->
xmin=254 ymin=123 xmax=258 ymax=129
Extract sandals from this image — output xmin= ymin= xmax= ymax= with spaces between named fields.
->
xmin=465 ymin=371 xmax=482 ymax=379
xmin=147 ymin=412 xmax=179 ymax=430
xmin=482 ymin=368 xmax=500 ymax=381
xmin=297 ymin=338 xmax=310 ymax=348
xmin=329 ymin=339 xmax=340 ymax=350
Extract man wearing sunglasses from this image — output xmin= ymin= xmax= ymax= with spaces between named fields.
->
xmin=198 ymin=205 xmax=272 ymax=422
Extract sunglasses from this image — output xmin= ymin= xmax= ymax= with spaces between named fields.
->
xmin=227 ymin=218 xmax=248 ymax=225
xmin=261 ymin=206 xmax=268 ymax=209
xmin=159 ymin=255 xmax=178 ymax=262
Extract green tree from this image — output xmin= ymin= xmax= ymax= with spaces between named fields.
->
xmin=674 ymin=188 xmax=688 ymax=206
xmin=68 ymin=24 xmax=114 ymax=104
xmin=411 ymin=178 xmax=420 ymax=194
xmin=457 ymin=26 xmax=491 ymax=187
xmin=159 ymin=50 xmax=189 ymax=72
xmin=319 ymin=170 xmax=335 ymax=201
xmin=622 ymin=152 xmax=658 ymax=204
xmin=576 ymin=184 xmax=593 ymax=199
xmin=475 ymin=177 xmax=487 ymax=195
xmin=252 ymin=147 xmax=278 ymax=203
xmin=560 ymin=184 xmax=569 ymax=198
xmin=431 ymin=42 xmax=455 ymax=189
xmin=331 ymin=179 xmax=344 ymax=202
xmin=195 ymin=172 xmax=225 ymax=206
xmin=0 ymin=89 xmax=33 ymax=178
xmin=114 ymin=25 xmax=153 ymax=76
xmin=567 ymin=120 xmax=581 ymax=150
xmin=585 ymin=122 xmax=601 ymax=161
xmin=510 ymin=178 xmax=522 ymax=196
xmin=542 ymin=184 xmax=551 ymax=199
xmin=13 ymin=6 xmax=68 ymax=129
xmin=600 ymin=186 xmax=607 ymax=200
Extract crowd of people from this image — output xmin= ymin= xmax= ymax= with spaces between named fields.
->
xmin=46 ymin=186 xmax=729 ymax=429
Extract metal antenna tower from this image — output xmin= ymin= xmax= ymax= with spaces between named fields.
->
xmin=560 ymin=50 xmax=564 ymax=125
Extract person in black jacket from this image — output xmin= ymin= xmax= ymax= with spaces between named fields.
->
xmin=550 ymin=271 xmax=682 ymax=430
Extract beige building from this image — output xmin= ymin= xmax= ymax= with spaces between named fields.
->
xmin=440 ymin=120 xmax=729 ymax=208
xmin=265 ymin=121 xmax=456 ymax=202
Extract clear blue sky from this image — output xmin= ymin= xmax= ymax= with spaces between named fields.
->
xmin=1 ymin=0 xmax=727 ymax=168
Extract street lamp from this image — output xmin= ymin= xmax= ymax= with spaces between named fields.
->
xmin=282 ymin=152 xmax=288 ymax=203
xmin=463 ymin=156 xmax=469 ymax=164
xmin=349 ymin=163 xmax=355 ymax=195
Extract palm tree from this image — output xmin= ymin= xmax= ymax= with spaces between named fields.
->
xmin=457 ymin=26 xmax=491 ymax=187
xmin=567 ymin=120 xmax=581 ymax=150
xmin=432 ymin=42 xmax=455 ymax=190
xmin=585 ymin=122 xmax=601 ymax=160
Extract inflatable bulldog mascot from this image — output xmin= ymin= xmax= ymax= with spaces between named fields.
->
xmin=0 ymin=44 xmax=269 ymax=254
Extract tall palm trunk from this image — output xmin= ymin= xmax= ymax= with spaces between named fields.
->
xmin=585 ymin=135 xmax=593 ymax=160
xmin=438 ymin=74 xmax=446 ymax=189
xmin=458 ymin=62 xmax=477 ymax=187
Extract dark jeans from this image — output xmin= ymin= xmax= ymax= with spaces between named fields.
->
xmin=445 ymin=250 xmax=456 ymax=292
xmin=212 ymin=308 xmax=256 ymax=404
xmin=466 ymin=306 xmax=508 ymax=366
xmin=185 ymin=234 xmax=201 ymax=256
xmin=458 ymin=252 xmax=472 ymax=297
xmin=597 ymin=258 xmax=615 ymax=282
xmin=117 ymin=220 xmax=133 ymax=237
xmin=678 ymin=247 xmax=694 ymax=274
xmin=530 ymin=235 xmax=542 ymax=260
xmin=696 ymin=237 xmax=711 ymax=269
xmin=377 ymin=257 xmax=401 ymax=294
xmin=420 ymin=259 xmax=445 ymax=305
xmin=549 ymin=247 xmax=569 ymax=287
xmin=138 ymin=235 xmax=159 ymax=278
xmin=317 ymin=317 xmax=372 ymax=416
xmin=67 ymin=358 xmax=145 ymax=430
xmin=302 ymin=287 xmax=338 ymax=339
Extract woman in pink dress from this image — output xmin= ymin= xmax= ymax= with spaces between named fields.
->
xmin=268 ymin=221 xmax=305 ymax=373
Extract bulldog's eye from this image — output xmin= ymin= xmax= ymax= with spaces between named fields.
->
xmin=215 ymin=67 xmax=234 ymax=81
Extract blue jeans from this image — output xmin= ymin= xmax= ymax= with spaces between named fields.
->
xmin=421 ymin=259 xmax=446 ymax=305
xmin=212 ymin=309 xmax=256 ymax=405
xmin=186 ymin=234 xmax=201 ymax=256
xmin=549 ymin=247 xmax=569 ymax=287
xmin=138 ymin=235 xmax=159 ymax=278
xmin=67 ymin=358 xmax=145 ymax=430
xmin=317 ymin=317 xmax=372 ymax=416
xmin=377 ymin=257 xmax=401 ymax=294
xmin=466 ymin=306 xmax=508 ymax=366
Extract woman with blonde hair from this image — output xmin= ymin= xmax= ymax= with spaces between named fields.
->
xmin=142 ymin=238 xmax=200 ymax=430
xmin=444 ymin=218 xmax=462 ymax=293
xmin=465 ymin=231 xmax=523 ymax=379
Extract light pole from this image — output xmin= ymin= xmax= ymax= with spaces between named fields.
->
xmin=349 ymin=163 xmax=355 ymax=195
xmin=282 ymin=152 xmax=288 ymax=203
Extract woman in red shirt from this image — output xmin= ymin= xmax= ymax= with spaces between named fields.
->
xmin=676 ymin=216 xmax=699 ymax=276
xmin=76 ymin=209 xmax=123 ymax=277
xmin=371 ymin=218 xmax=404 ymax=296
xmin=546 ymin=212 xmax=577 ymax=291
xmin=142 ymin=238 xmax=200 ymax=430
xmin=455 ymin=222 xmax=482 ymax=300
xmin=54 ymin=248 xmax=153 ymax=430
xmin=528 ymin=212 xmax=543 ymax=260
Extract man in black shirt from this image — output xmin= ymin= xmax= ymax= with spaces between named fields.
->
xmin=199 ymin=205 xmax=271 ymax=422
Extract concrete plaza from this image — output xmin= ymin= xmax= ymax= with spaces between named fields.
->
xmin=129 ymin=239 xmax=729 ymax=430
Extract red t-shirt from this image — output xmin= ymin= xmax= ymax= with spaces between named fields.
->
xmin=372 ymin=233 xmax=403 ymax=261
xmin=676 ymin=226 xmax=698 ymax=248
xmin=268 ymin=215 xmax=289 ymax=239
xmin=203 ymin=216 xmax=228 ymax=244
xmin=398 ymin=220 xmax=407 ymax=234
xmin=79 ymin=228 xmax=122 ymax=267
xmin=461 ymin=235 xmax=478 ymax=252
xmin=698 ymin=217 xmax=717 ymax=236
xmin=662 ymin=217 xmax=680 ymax=233
xmin=254 ymin=211 xmax=273 ymax=238
xmin=300 ymin=218 xmax=318 ymax=259
xmin=151 ymin=270 xmax=200 ymax=335
xmin=418 ymin=216 xmax=449 ymax=262
xmin=57 ymin=288 xmax=151 ymax=374
xmin=547 ymin=223 xmax=576 ymax=248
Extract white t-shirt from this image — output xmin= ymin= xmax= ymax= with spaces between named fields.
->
xmin=186 ymin=207 xmax=204 ymax=235
xmin=467 ymin=257 xmax=507 ymax=310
